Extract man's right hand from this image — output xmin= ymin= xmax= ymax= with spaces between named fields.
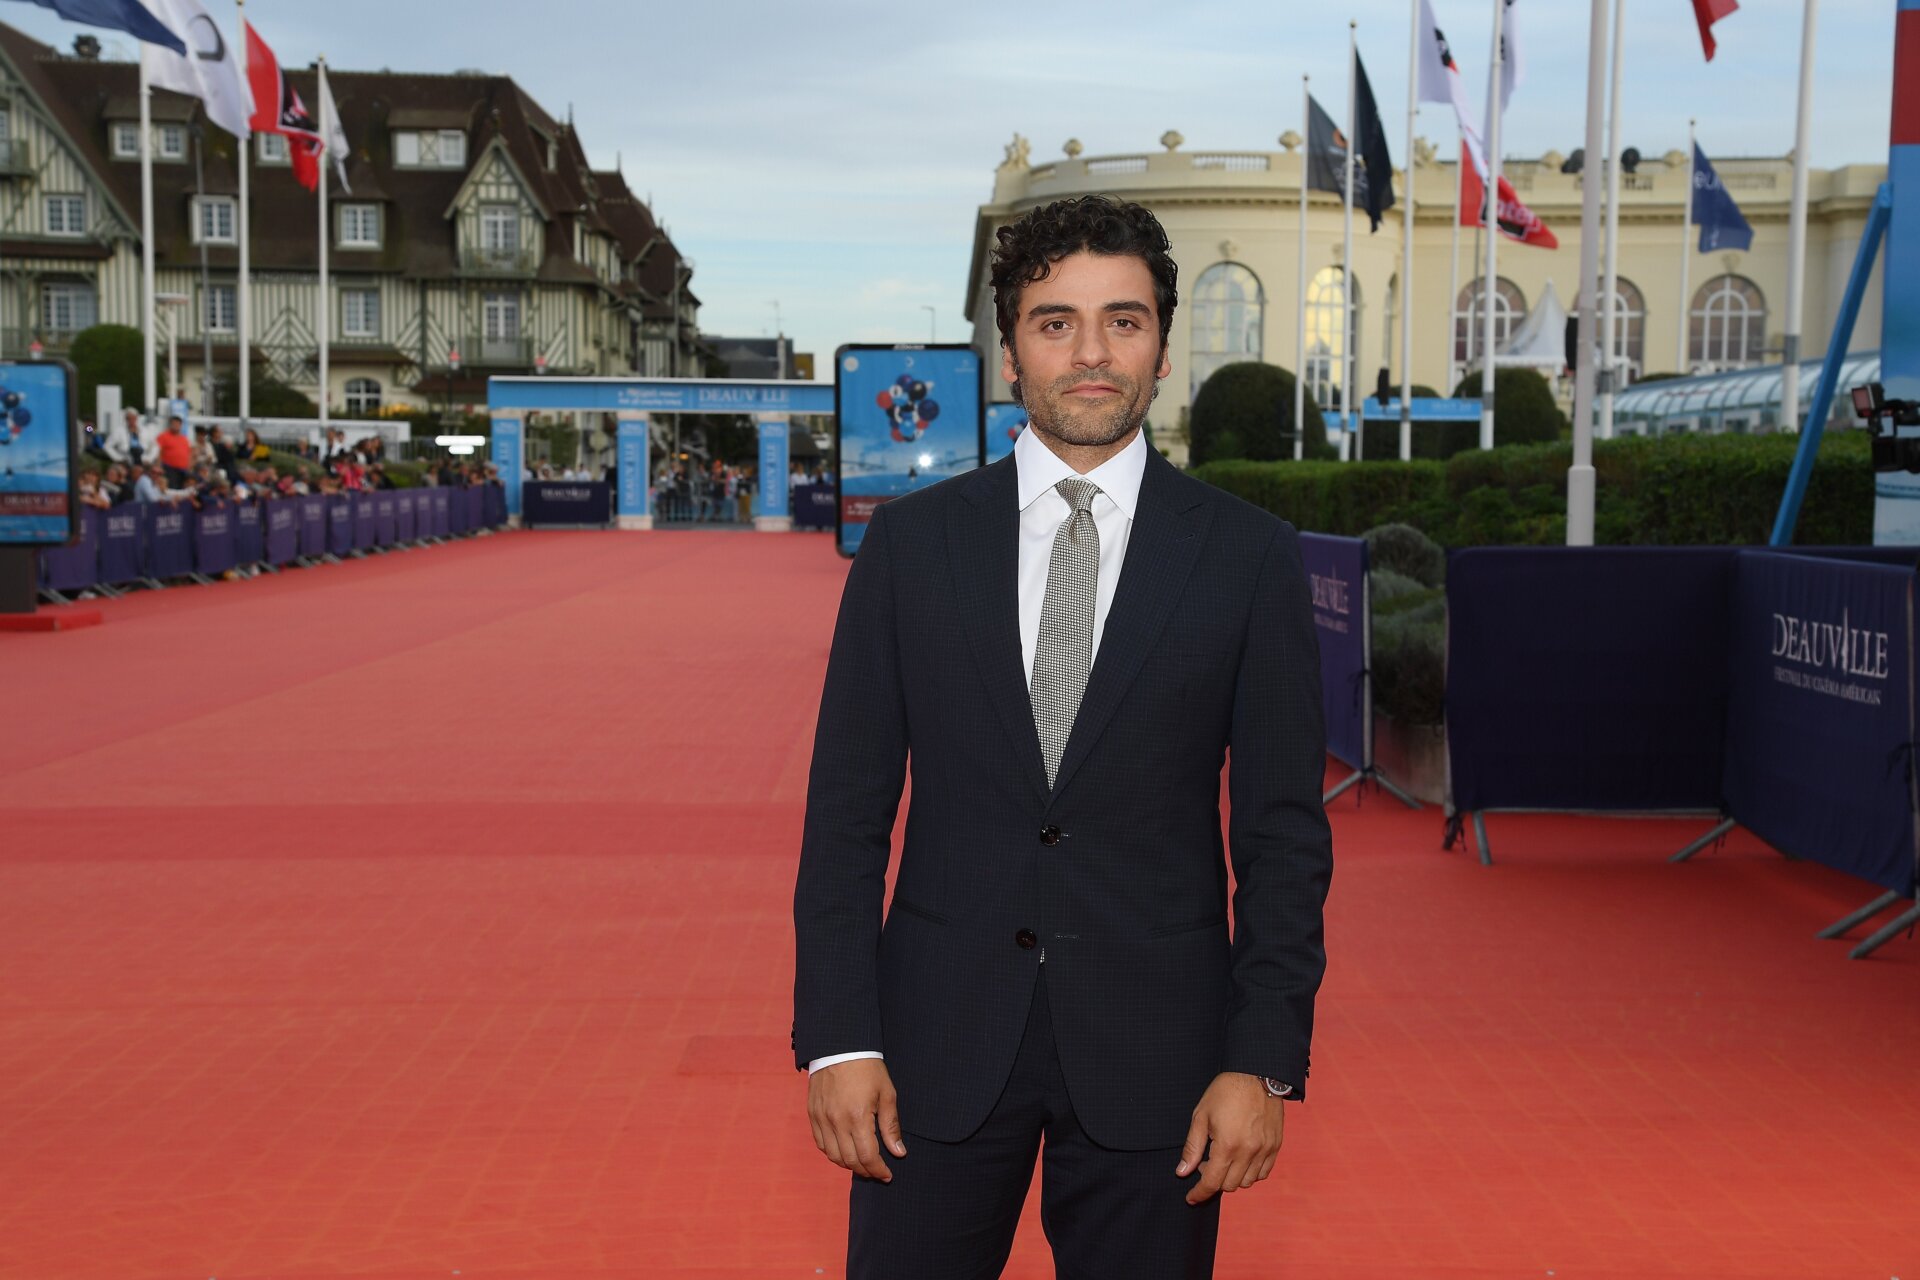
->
xmin=807 ymin=1058 xmax=906 ymax=1181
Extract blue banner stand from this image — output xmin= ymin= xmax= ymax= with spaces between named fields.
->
xmin=491 ymin=411 xmax=524 ymax=527
xmin=616 ymin=410 xmax=651 ymax=530
xmin=755 ymin=413 xmax=791 ymax=532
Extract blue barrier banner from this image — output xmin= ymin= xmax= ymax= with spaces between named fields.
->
xmin=432 ymin=489 xmax=450 ymax=538
xmin=298 ymin=495 xmax=326 ymax=558
xmin=193 ymin=502 xmax=237 ymax=577
xmin=466 ymin=487 xmax=485 ymax=531
xmin=327 ymin=494 xmax=353 ymax=556
xmin=265 ymin=501 xmax=299 ymax=565
xmin=38 ymin=505 xmax=100 ymax=590
xmin=617 ymin=419 xmax=648 ymax=518
xmin=352 ymin=493 xmax=376 ymax=549
xmin=374 ymin=493 xmax=397 ymax=546
xmin=1447 ymin=548 xmax=1734 ymax=812
xmin=234 ymin=501 xmax=264 ymax=565
xmin=146 ymin=504 xmax=193 ymax=578
xmin=522 ymin=481 xmax=610 ymax=527
xmin=99 ymin=506 xmax=143 ymax=583
xmin=395 ymin=491 xmax=416 ymax=542
xmin=1724 ymin=552 xmax=1918 ymax=895
xmin=484 ymin=484 xmax=505 ymax=527
xmin=1298 ymin=533 xmax=1370 ymax=770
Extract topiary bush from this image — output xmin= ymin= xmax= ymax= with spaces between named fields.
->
xmin=1367 ymin=567 xmax=1429 ymax=609
xmin=68 ymin=323 xmax=158 ymax=422
xmin=1372 ymin=600 xmax=1447 ymax=725
xmin=1363 ymin=522 xmax=1446 ymax=587
xmin=1450 ymin=367 xmax=1568 ymax=447
xmin=1189 ymin=362 xmax=1335 ymax=464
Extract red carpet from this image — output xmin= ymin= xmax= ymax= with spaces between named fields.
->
xmin=2 ymin=529 xmax=1917 ymax=1279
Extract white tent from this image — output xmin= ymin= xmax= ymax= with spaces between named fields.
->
xmin=1495 ymin=279 xmax=1570 ymax=370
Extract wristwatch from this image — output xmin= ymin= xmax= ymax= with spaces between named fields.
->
xmin=1260 ymin=1076 xmax=1295 ymax=1099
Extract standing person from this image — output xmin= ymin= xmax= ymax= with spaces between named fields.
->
xmin=155 ymin=415 xmax=194 ymax=489
xmin=209 ymin=425 xmax=239 ymax=484
xmin=793 ymin=195 xmax=1332 ymax=1278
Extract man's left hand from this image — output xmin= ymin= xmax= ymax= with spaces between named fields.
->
xmin=1175 ymin=1073 xmax=1285 ymax=1205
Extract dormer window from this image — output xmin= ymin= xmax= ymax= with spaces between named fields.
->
xmin=257 ymin=132 xmax=288 ymax=164
xmin=393 ymin=129 xmax=466 ymax=169
xmin=338 ymin=203 xmax=381 ymax=248
xmin=193 ymin=196 xmax=236 ymax=245
xmin=112 ymin=122 xmax=139 ymax=158
xmin=156 ymin=124 xmax=185 ymax=160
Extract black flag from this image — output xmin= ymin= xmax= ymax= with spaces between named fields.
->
xmin=1353 ymin=54 xmax=1396 ymax=232
xmin=1306 ymin=71 xmax=1397 ymax=232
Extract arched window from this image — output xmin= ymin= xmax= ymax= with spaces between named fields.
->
xmin=1453 ymin=278 xmax=1527 ymax=371
xmin=1605 ymin=278 xmax=1646 ymax=383
xmin=1189 ymin=263 xmax=1264 ymax=396
xmin=344 ymin=377 xmax=382 ymax=415
xmin=1304 ymin=266 xmax=1361 ymax=410
xmin=1690 ymin=274 xmax=1767 ymax=372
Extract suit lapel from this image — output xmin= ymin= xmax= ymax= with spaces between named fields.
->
xmin=1046 ymin=448 xmax=1210 ymax=805
xmin=949 ymin=454 xmax=1051 ymax=803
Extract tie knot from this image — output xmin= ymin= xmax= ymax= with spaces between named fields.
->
xmin=1056 ymin=476 xmax=1100 ymax=514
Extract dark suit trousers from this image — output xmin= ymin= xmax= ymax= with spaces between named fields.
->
xmin=847 ymin=970 xmax=1220 ymax=1279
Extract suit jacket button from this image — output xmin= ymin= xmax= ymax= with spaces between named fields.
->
xmin=1039 ymin=825 xmax=1061 ymax=846
xmin=1015 ymin=928 xmax=1037 ymax=950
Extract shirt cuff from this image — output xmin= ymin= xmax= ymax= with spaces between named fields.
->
xmin=807 ymin=1050 xmax=884 ymax=1074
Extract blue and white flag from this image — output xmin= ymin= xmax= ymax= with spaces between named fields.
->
xmin=4 ymin=0 xmax=185 ymax=54
xmin=1692 ymin=142 xmax=1754 ymax=253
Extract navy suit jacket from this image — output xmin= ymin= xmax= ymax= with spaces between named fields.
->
xmin=792 ymin=444 xmax=1332 ymax=1151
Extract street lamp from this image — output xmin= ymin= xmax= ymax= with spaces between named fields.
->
xmin=443 ymin=347 xmax=462 ymax=426
xmin=155 ymin=291 xmax=189 ymax=408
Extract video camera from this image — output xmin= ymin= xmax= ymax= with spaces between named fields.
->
xmin=1852 ymin=382 xmax=1920 ymax=474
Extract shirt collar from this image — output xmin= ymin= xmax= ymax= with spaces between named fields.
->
xmin=1014 ymin=422 xmax=1147 ymax=521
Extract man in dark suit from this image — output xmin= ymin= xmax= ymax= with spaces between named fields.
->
xmin=793 ymin=195 xmax=1333 ymax=1278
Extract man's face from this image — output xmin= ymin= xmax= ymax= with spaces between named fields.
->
xmin=1000 ymin=250 xmax=1170 ymax=450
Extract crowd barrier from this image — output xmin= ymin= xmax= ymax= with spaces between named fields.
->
xmin=523 ymin=481 xmax=612 ymax=528
xmin=791 ymin=482 xmax=835 ymax=531
xmin=37 ymin=486 xmax=507 ymax=600
xmin=1297 ymin=532 xmax=1418 ymax=808
xmin=1444 ymin=544 xmax=1920 ymax=957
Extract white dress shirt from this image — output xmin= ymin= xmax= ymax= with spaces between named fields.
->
xmin=808 ymin=426 xmax=1149 ymax=1074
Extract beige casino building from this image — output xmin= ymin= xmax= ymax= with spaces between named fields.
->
xmin=964 ymin=132 xmax=1888 ymax=463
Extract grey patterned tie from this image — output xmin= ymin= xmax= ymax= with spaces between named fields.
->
xmin=1032 ymin=476 xmax=1101 ymax=789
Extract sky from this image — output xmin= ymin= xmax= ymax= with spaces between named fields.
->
xmin=0 ymin=0 xmax=1899 ymax=381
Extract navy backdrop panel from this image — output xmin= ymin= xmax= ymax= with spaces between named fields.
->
xmin=1447 ymin=548 xmax=1734 ymax=812
xmin=395 ymin=491 xmax=416 ymax=542
xmin=465 ymin=487 xmax=484 ymax=531
xmin=194 ymin=503 xmax=237 ymax=576
xmin=484 ymin=485 xmax=505 ymax=527
xmin=38 ymin=507 xmax=100 ymax=590
xmin=99 ymin=506 xmax=143 ymax=583
xmin=1723 ymin=552 xmax=1918 ymax=895
xmin=792 ymin=482 xmax=836 ymax=530
xmin=328 ymin=495 xmax=353 ymax=556
xmin=265 ymin=501 xmax=299 ymax=565
xmin=235 ymin=502 xmax=264 ymax=565
xmin=375 ymin=494 xmax=397 ymax=545
xmin=522 ymin=482 xmax=611 ymax=527
xmin=146 ymin=505 xmax=193 ymax=578
xmin=1298 ymin=533 xmax=1370 ymax=769
xmin=352 ymin=493 xmax=376 ymax=549
xmin=298 ymin=496 xmax=326 ymax=558
xmin=447 ymin=488 xmax=469 ymax=535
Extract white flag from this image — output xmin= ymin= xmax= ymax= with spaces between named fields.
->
xmin=1421 ymin=0 xmax=1490 ymax=179
xmin=316 ymin=65 xmax=351 ymax=194
xmin=139 ymin=0 xmax=251 ymax=139
xmin=1495 ymin=0 xmax=1523 ymax=118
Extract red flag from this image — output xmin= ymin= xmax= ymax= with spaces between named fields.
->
xmin=1692 ymin=0 xmax=1738 ymax=61
xmin=245 ymin=21 xmax=325 ymax=192
xmin=1458 ymin=143 xmax=1558 ymax=249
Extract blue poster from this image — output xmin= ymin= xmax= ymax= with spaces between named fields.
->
xmin=834 ymin=345 xmax=983 ymax=556
xmin=986 ymin=403 xmax=1028 ymax=465
xmin=0 ymin=360 xmax=76 ymax=545
xmin=1297 ymin=533 xmax=1371 ymax=771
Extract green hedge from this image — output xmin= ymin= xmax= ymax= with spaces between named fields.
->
xmin=1189 ymin=361 xmax=1335 ymax=464
xmin=1195 ymin=430 xmax=1874 ymax=547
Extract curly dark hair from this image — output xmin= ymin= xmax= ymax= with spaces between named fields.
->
xmin=990 ymin=196 xmax=1178 ymax=351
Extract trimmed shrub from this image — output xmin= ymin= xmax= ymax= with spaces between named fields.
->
xmin=1193 ymin=458 xmax=1443 ymax=535
xmin=1449 ymin=367 xmax=1567 ymax=447
xmin=215 ymin=372 xmax=317 ymax=419
xmin=1368 ymin=568 xmax=1428 ymax=609
xmin=1372 ymin=602 xmax=1447 ymax=725
xmin=68 ymin=324 xmax=156 ymax=422
xmin=1363 ymin=522 xmax=1445 ymax=586
xmin=1189 ymin=362 xmax=1335 ymax=464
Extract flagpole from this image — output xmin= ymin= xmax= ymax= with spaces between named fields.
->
xmin=1782 ymin=0 xmax=1819 ymax=431
xmin=1295 ymin=75 xmax=1310 ymax=461
xmin=1447 ymin=155 xmax=1462 ymax=393
xmin=236 ymin=0 xmax=250 ymax=427
xmin=1477 ymin=0 xmax=1504 ymax=451
xmin=1597 ymin=0 xmax=1626 ymax=442
xmin=316 ymin=55 xmax=330 ymax=432
xmin=1567 ymin=0 xmax=1610 ymax=546
xmin=1677 ymin=118 xmax=1695 ymax=371
xmin=140 ymin=53 xmax=157 ymax=417
xmin=1400 ymin=0 xmax=1419 ymax=461
xmin=1342 ymin=20 xmax=1358 ymax=463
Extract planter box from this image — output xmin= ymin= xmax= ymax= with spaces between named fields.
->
xmin=1372 ymin=713 xmax=1448 ymax=805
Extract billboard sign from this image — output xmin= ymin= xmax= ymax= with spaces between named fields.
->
xmin=0 ymin=359 xmax=78 ymax=546
xmin=833 ymin=344 xmax=983 ymax=556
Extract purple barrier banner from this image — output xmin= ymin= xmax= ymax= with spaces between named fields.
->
xmin=99 ymin=506 xmax=144 ymax=584
xmin=1298 ymin=533 xmax=1370 ymax=771
xmin=146 ymin=504 xmax=193 ymax=579
xmin=395 ymin=491 xmax=416 ymax=542
xmin=298 ymin=495 xmax=327 ymax=558
xmin=375 ymin=493 xmax=397 ymax=545
xmin=484 ymin=484 xmax=506 ymax=527
xmin=432 ymin=489 xmax=450 ymax=538
xmin=447 ymin=487 xmax=470 ymax=536
xmin=39 ymin=506 xmax=101 ymax=591
xmin=328 ymin=495 xmax=353 ymax=557
xmin=194 ymin=502 xmax=237 ymax=577
xmin=234 ymin=501 xmax=264 ymax=565
xmin=265 ymin=500 xmax=299 ymax=566
xmin=465 ymin=486 xmax=485 ymax=532
xmin=1724 ymin=552 xmax=1918 ymax=895
xmin=352 ymin=493 xmax=376 ymax=550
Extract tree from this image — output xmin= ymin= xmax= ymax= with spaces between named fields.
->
xmin=1188 ymin=361 xmax=1335 ymax=465
xmin=213 ymin=370 xmax=317 ymax=418
xmin=67 ymin=324 xmax=157 ymax=422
